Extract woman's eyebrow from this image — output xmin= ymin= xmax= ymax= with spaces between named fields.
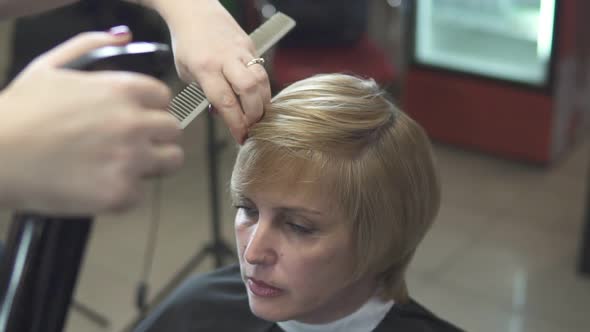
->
xmin=232 ymin=194 xmax=253 ymax=204
xmin=276 ymin=206 xmax=323 ymax=217
xmin=233 ymin=193 xmax=324 ymax=216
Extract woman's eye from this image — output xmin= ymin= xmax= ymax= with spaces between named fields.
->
xmin=235 ymin=206 xmax=259 ymax=219
xmin=286 ymin=222 xmax=313 ymax=235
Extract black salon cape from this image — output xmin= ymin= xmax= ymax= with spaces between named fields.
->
xmin=134 ymin=264 xmax=464 ymax=332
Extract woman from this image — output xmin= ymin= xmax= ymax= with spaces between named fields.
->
xmin=136 ymin=74 xmax=462 ymax=332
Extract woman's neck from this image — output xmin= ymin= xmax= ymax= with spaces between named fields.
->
xmin=278 ymin=290 xmax=394 ymax=332
xmin=295 ymin=275 xmax=378 ymax=324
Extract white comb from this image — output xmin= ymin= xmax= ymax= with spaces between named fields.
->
xmin=168 ymin=12 xmax=296 ymax=129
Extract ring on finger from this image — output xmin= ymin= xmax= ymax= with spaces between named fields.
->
xmin=246 ymin=57 xmax=265 ymax=67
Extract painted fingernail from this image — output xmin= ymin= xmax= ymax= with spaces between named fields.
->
xmin=108 ymin=25 xmax=130 ymax=36
xmin=208 ymin=104 xmax=217 ymax=115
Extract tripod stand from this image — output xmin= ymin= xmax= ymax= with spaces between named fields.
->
xmin=162 ymin=110 xmax=236 ymax=273
xmin=125 ymin=111 xmax=237 ymax=332
xmin=578 ymin=160 xmax=590 ymax=276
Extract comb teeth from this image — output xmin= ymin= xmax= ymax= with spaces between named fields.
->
xmin=168 ymin=83 xmax=208 ymax=128
xmin=167 ymin=12 xmax=296 ymax=129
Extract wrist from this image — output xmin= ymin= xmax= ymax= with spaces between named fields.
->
xmin=148 ymin=0 xmax=220 ymax=24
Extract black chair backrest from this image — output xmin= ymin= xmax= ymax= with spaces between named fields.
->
xmin=269 ymin=0 xmax=369 ymax=47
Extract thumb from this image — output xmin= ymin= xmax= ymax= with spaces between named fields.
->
xmin=35 ymin=26 xmax=133 ymax=68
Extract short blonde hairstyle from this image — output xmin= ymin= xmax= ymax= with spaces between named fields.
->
xmin=230 ymin=74 xmax=440 ymax=302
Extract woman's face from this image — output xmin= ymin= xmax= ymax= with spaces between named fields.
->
xmin=234 ymin=182 xmax=376 ymax=324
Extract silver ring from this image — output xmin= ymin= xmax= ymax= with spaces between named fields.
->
xmin=246 ymin=57 xmax=265 ymax=67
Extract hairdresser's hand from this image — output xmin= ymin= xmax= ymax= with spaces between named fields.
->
xmin=150 ymin=0 xmax=271 ymax=143
xmin=0 ymin=29 xmax=184 ymax=215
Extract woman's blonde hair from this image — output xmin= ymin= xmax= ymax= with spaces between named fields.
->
xmin=230 ymin=74 xmax=440 ymax=302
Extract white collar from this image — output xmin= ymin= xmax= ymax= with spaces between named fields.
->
xmin=277 ymin=296 xmax=394 ymax=332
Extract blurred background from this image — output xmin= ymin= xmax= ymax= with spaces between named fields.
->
xmin=0 ymin=0 xmax=588 ymax=331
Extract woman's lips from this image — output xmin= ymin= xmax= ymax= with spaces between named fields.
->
xmin=247 ymin=278 xmax=284 ymax=298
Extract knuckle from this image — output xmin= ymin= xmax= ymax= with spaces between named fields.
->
xmin=161 ymin=84 xmax=173 ymax=100
xmin=98 ymin=175 xmax=133 ymax=211
xmin=191 ymin=57 xmax=218 ymax=73
xmin=106 ymin=183 xmax=137 ymax=212
xmin=216 ymin=92 xmax=239 ymax=109
xmin=168 ymin=123 xmax=183 ymax=140
xmin=144 ymin=75 xmax=170 ymax=94
xmin=235 ymin=77 xmax=258 ymax=94
xmin=236 ymin=35 xmax=255 ymax=51
xmin=163 ymin=118 xmax=182 ymax=135
xmin=179 ymin=71 xmax=193 ymax=83
xmin=176 ymin=63 xmax=193 ymax=82
xmin=116 ymin=112 xmax=143 ymax=138
xmin=157 ymin=113 xmax=180 ymax=130
xmin=153 ymin=82 xmax=172 ymax=106
xmin=158 ymin=147 xmax=185 ymax=175
xmin=110 ymin=73 xmax=168 ymax=100
xmin=254 ymin=68 xmax=269 ymax=84
xmin=105 ymin=159 xmax=144 ymax=211
xmin=170 ymin=147 xmax=185 ymax=170
xmin=110 ymin=74 xmax=137 ymax=96
xmin=112 ymin=144 xmax=136 ymax=166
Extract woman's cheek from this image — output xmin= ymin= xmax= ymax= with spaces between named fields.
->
xmin=235 ymin=218 xmax=251 ymax=251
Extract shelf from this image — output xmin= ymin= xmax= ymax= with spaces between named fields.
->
xmin=416 ymin=49 xmax=547 ymax=85
xmin=433 ymin=5 xmax=539 ymax=42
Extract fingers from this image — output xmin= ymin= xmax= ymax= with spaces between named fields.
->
xmin=135 ymin=111 xmax=184 ymax=177
xmin=246 ymin=63 xmax=271 ymax=122
xmin=142 ymin=111 xmax=182 ymax=143
xmin=251 ymin=64 xmax=272 ymax=106
xmin=105 ymin=141 xmax=183 ymax=213
xmin=107 ymin=138 xmax=183 ymax=213
xmin=99 ymin=111 xmax=183 ymax=213
xmin=35 ymin=26 xmax=132 ymax=68
xmin=143 ymin=144 xmax=185 ymax=177
xmin=197 ymin=57 xmax=271 ymax=144
xmin=92 ymin=71 xmax=172 ymax=109
xmin=222 ymin=59 xmax=270 ymax=126
xmin=198 ymin=72 xmax=248 ymax=143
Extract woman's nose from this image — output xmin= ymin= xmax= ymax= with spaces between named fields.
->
xmin=243 ymin=223 xmax=277 ymax=266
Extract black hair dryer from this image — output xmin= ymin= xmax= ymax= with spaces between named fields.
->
xmin=0 ymin=42 xmax=172 ymax=332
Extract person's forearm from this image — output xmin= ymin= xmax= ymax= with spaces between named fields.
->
xmin=128 ymin=0 xmax=218 ymax=24
xmin=0 ymin=0 xmax=174 ymax=19
xmin=0 ymin=0 xmax=79 ymax=19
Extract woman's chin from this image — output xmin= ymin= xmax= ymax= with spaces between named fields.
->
xmin=248 ymin=299 xmax=294 ymax=322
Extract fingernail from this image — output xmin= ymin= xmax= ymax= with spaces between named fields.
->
xmin=108 ymin=25 xmax=130 ymax=36
xmin=208 ymin=104 xmax=217 ymax=115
